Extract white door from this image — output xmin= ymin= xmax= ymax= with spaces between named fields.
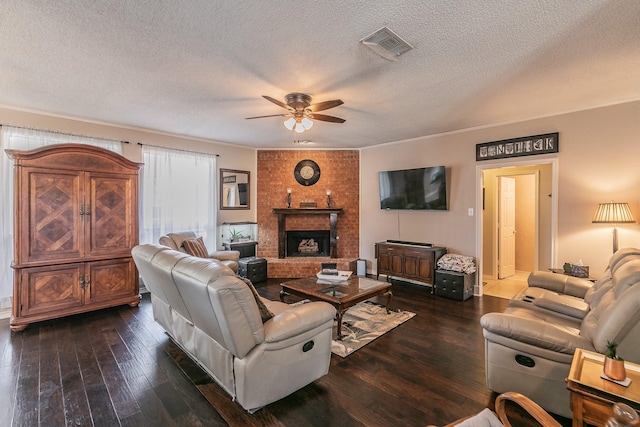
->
xmin=499 ymin=177 xmax=516 ymax=278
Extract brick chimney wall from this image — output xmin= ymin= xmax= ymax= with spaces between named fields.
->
xmin=256 ymin=150 xmax=360 ymax=259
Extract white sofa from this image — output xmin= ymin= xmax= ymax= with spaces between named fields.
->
xmin=480 ymin=248 xmax=640 ymax=417
xmin=132 ymin=243 xmax=336 ymax=412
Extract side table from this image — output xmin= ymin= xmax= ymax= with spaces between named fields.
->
xmin=566 ymin=348 xmax=640 ymax=427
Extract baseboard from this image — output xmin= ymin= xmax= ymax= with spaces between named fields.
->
xmin=0 ymin=308 xmax=10 ymax=320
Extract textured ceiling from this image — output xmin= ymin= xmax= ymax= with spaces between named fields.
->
xmin=0 ymin=1 xmax=638 ymax=149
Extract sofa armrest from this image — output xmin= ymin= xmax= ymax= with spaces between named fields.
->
xmin=263 ymin=302 xmax=336 ymax=343
xmin=209 ymin=250 xmax=240 ymax=262
xmin=527 ymin=271 xmax=593 ymax=298
xmin=480 ymin=312 xmax=592 ymax=354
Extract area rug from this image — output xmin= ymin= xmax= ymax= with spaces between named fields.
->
xmin=294 ymin=300 xmax=416 ymax=357
xmin=332 ymin=301 xmax=415 ymax=357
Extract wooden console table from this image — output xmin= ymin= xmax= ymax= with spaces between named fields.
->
xmin=375 ymin=241 xmax=447 ymax=290
xmin=566 ymin=348 xmax=640 ymax=427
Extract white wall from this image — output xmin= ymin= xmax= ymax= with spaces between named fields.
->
xmin=0 ymin=106 xmax=257 ymax=229
xmin=361 ymin=101 xmax=640 ymax=276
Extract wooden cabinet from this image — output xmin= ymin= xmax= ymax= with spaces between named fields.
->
xmin=7 ymin=144 xmax=142 ymax=331
xmin=375 ymin=241 xmax=447 ymax=288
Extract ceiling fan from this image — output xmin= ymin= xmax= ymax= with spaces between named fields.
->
xmin=246 ymin=93 xmax=345 ymax=133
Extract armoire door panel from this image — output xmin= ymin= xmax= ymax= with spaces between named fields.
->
xmin=22 ymin=167 xmax=84 ymax=264
xmin=20 ymin=264 xmax=84 ymax=316
xmin=86 ymin=174 xmax=136 ymax=257
xmin=86 ymin=258 xmax=137 ymax=305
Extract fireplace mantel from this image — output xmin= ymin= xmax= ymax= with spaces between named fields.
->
xmin=273 ymin=208 xmax=343 ymax=259
xmin=273 ymin=208 xmax=343 ymax=215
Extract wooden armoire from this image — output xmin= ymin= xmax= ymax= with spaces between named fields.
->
xmin=6 ymin=144 xmax=142 ymax=331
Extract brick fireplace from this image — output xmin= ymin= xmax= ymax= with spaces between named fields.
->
xmin=257 ymin=150 xmax=359 ymax=278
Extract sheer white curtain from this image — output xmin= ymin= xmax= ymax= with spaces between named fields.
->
xmin=0 ymin=126 xmax=122 ymax=310
xmin=140 ymin=145 xmax=217 ymax=250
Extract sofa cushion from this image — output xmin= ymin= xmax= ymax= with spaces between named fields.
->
xmin=237 ymin=276 xmax=274 ymax=323
xmin=455 ymin=408 xmax=502 ymax=427
xmin=182 ymin=236 xmax=209 ymax=258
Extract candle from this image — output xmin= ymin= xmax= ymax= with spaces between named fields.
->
xmin=287 ymin=188 xmax=292 ymax=194
xmin=326 ymin=190 xmax=331 ymax=196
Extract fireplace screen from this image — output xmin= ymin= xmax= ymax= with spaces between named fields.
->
xmin=286 ymin=230 xmax=330 ymax=257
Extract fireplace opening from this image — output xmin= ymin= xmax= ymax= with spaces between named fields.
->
xmin=286 ymin=230 xmax=330 ymax=257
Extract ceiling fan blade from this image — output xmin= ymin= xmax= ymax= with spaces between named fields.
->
xmin=308 ymin=113 xmax=346 ymax=123
xmin=308 ymin=99 xmax=344 ymax=112
xmin=263 ymin=95 xmax=292 ymax=110
xmin=245 ymin=113 xmax=290 ymax=119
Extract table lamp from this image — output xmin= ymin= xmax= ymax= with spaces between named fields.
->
xmin=592 ymin=202 xmax=636 ymax=253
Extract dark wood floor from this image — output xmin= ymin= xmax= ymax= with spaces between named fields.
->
xmin=1 ymin=278 xmax=571 ymax=426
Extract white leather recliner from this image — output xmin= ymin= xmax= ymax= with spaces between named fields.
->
xmin=159 ymin=230 xmax=240 ymax=272
xmin=132 ymin=244 xmax=336 ymax=412
xmin=480 ymin=248 xmax=640 ymax=418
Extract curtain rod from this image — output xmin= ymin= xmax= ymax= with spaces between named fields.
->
xmin=137 ymin=142 xmax=219 ymax=157
xmin=0 ymin=123 xmax=128 ymax=144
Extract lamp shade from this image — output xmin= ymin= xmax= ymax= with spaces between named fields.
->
xmin=592 ymin=202 xmax=636 ymax=224
xmin=284 ymin=117 xmax=296 ymax=130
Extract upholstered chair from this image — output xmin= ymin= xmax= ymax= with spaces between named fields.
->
xmin=432 ymin=392 xmax=561 ymax=427
xmin=159 ymin=231 xmax=240 ymax=272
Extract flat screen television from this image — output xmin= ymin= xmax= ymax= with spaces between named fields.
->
xmin=378 ymin=166 xmax=447 ymax=210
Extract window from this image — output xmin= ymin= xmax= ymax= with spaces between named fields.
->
xmin=140 ymin=145 xmax=217 ymax=250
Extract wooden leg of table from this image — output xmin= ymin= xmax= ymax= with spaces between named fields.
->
xmin=384 ymin=291 xmax=393 ymax=314
xmin=336 ymin=310 xmax=345 ymax=340
xmin=571 ymin=393 xmax=585 ymax=427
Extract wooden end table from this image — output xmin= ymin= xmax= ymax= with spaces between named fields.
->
xmin=566 ymin=348 xmax=640 ymax=426
xmin=280 ymin=276 xmax=392 ymax=340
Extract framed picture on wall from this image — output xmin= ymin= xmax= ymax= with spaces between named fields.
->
xmin=476 ymin=132 xmax=559 ymax=161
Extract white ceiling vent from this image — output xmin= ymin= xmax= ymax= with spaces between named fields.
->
xmin=360 ymin=27 xmax=413 ymax=61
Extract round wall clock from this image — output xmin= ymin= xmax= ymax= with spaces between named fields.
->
xmin=294 ymin=159 xmax=321 ymax=186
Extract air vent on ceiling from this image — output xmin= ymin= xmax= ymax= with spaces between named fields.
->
xmin=360 ymin=26 xmax=413 ymax=61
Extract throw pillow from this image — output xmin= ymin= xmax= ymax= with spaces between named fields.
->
xmin=237 ymin=275 xmax=274 ymax=323
xmin=182 ymin=236 xmax=209 ymax=258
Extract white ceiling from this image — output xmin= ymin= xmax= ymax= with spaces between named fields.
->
xmin=0 ymin=1 xmax=638 ymax=149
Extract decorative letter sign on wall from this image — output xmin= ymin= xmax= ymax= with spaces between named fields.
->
xmin=476 ymin=132 xmax=559 ymax=161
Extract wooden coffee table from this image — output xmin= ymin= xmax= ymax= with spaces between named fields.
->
xmin=280 ymin=276 xmax=392 ymax=339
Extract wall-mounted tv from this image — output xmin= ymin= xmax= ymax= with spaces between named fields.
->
xmin=378 ymin=166 xmax=447 ymax=210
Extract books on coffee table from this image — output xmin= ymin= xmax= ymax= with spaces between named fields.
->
xmin=316 ymin=270 xmax=353 ymax=282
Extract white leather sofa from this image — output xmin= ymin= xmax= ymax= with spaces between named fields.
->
xmin=480 ymin=248 xmax=640 ymax=417
xmin=132 ymin=244 xmax=336 ymax=412
xmin=159 ymin=231 xmax=240 ymax=272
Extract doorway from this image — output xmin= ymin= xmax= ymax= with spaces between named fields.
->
xmin=475 ymin=159 xmax=558 ymax=297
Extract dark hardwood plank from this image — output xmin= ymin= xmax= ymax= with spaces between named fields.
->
xmin=55 ymin=320 xmax=93 ymax=426
xmin=38 ymin=324 xmax=65 ymax=427
xmin=0 ymin=279 xmax=572 ymax=427
xmin=14 ymin=328 xmax=40 ymax=426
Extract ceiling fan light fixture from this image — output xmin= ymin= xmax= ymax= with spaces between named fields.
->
xmin=302 ymin=117 xmax=313 ymax=130
xmin=284 ymin=117 xmax=296 ymax=130
xmin=294 ymin=122 xmax=306 ymax=133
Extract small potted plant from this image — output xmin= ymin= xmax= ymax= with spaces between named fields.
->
xmin=603 ymin=341 xmax=626 ymax=381
xmin=230 ymin=229 xmax=245 ymax=243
